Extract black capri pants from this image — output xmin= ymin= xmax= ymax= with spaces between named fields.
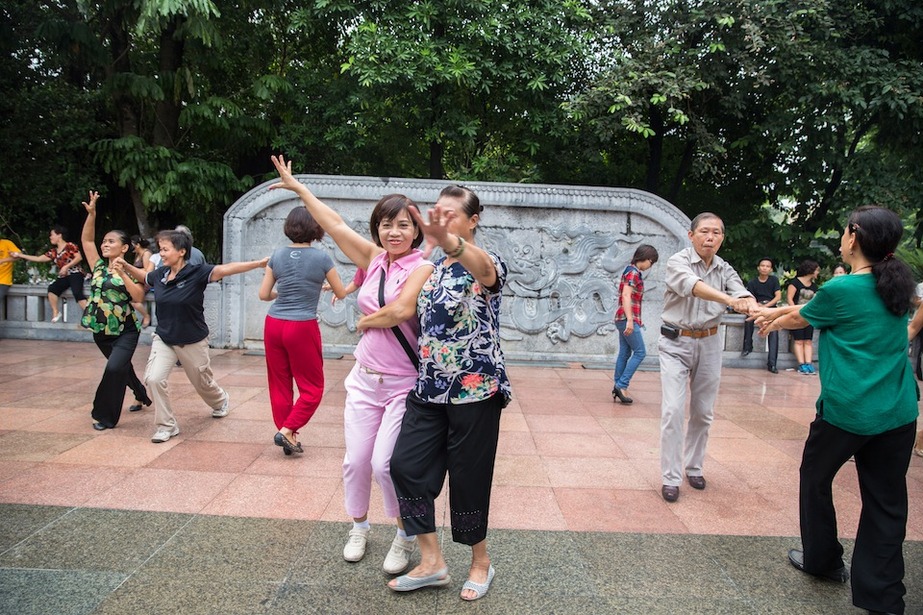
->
xmin=390 ymin=391 xmax=503 ymax=546
xmin=48 ymin=272 xmax=86 ymax=302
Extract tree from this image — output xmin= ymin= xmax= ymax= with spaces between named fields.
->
xmin=306 ymin=0 xmax=593 ymax=180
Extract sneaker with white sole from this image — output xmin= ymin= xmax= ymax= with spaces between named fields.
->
xmin=151 ymin=426 xmax=180 ymax=443
xmin=382 ymin=535 xmax=416 ymax=574
xmin=343 ymin=526 xmax=370 ymax=562
xmin=211 ymin=394 xmax=230 ymax=418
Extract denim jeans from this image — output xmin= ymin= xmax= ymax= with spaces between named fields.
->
xmin=614 ymin=320 xmax=646 ymax=390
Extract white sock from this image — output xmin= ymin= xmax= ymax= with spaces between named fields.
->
xmin=396 ymin=528 xmax=414 ymax=540
xmin=353 ymin=520 xmax=370 ymax=530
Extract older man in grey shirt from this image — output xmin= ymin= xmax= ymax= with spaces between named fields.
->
xmin=659 ymin=212 xmax=758 ymax=503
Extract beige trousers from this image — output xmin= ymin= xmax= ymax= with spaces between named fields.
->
xmin=658 ymin=332 xmax=723 ymax=487
xmin=145 ymin=334 xmax=227 ymax=430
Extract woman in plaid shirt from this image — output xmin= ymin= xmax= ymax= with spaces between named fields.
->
xmin=613 ymin=244 xmax=659 ymax=403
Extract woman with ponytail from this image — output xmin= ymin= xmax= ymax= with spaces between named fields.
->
xmin=754 ymin=206 xmax=918 ymax=615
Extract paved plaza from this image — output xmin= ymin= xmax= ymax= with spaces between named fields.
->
xmin=0 ymin=338 xmax=921 ymax=614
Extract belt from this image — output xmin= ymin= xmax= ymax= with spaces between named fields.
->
xmin=679 ymin=326 xmax=718 ymax=339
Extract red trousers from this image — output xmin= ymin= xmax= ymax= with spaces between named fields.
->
xmin=264 ymin=315 xmax=324 ymax=433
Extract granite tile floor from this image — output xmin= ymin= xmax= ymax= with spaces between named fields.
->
xmin=1 ymin=338 xmax=922 ymax=614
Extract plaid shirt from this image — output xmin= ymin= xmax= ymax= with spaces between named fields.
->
xmin=615 ymin=264 xmax=645 ymax=326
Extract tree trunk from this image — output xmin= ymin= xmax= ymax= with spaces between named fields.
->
xmin=152 ymin=16 xmax=186 ymax=148
xmin=667 ymin=139 xmax=696 ymax=203
xmin=645 ymin=106 xmax=664 ymax=195
xmin=105 ymin=7 xmax=152 ymax=236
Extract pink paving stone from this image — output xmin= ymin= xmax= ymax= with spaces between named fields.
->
xmin=498 ymin=411 xmax=529 ymax=432
xmin=0 ymin=340 xmax=920 ymax=542
xmin=555 ymin=487 xmax=689 ymax=534
xmin=532 ymin=431 xmax=623 ymax=459
xmin=496 ymin=431 xmax=538 ymax=456
xmin=0 ymin=463 xmax=135 ymax=506
xmin=523 ymin=414 xmax=603 ymax=434
xmin=52 ymin=434 xmax=180 ymax=467
xmin=245 ymin=445 xmax=345 ymax=479
xmin=148 ymin=440 xmax=266 ymax=473
xmin=492 ymin=454 xmax=551 ymax=487
xmin=84 ymin=468 xmax=237 ymax=514
xmin=201 ymin=474 xmax=341 ymax=519
xmin=489 ymin=485 xmax=566 ymax=531
xmin=543 ymin=456 xmax=649 ymax=490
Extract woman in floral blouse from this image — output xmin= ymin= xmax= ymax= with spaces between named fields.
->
xmin=387 ymin=185 xmax=511 ymax=602
xmin=13 ymin=225 xmax=87 ymax=322
xmin=79 ymin=191 xmax=151 ymax=430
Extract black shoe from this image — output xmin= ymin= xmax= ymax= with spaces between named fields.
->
xmin=686 ymin=474 xmax=706 ymax=490
xmin=128 ymin=397 xmax=152 ymax=412
xmin=661 ymin=485 xmax=679 ymax=502
xmin=787 ymin=549 xmax=849 ymax=583
xmin=768 ymin=365 xmax=778 ymax=374
xmin=92 ymin=422 xmax=110 ymax=431
xmin=612 ymin=387 xmax=633 ymax=404
xmin=274 ymin=432 xmax=304 ymax=455
xmin=741 ymin=350 xmax=751 ymax=357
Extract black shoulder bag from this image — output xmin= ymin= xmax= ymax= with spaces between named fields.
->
xmin=378 ymin=270 xmax=420 ymax=370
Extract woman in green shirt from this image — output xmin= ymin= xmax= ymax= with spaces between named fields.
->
xmin=755 ymin=206 xmax=917 ymax=615
xmin=80 ymin=191 xmax=152 ymax=430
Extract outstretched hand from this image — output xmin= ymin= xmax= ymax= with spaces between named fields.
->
xmin=408 ymin=204 xmax=458 ymax=258
xmin=268 ymin=155 xmax=302 ymax=193
xmin=82 ymin=190 xmax=100 ymax=214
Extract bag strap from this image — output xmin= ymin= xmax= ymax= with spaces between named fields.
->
xmin=378 ymin=269 xmax=420 ymax=370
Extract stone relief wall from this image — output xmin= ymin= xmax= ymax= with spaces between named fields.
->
xmin=220 ymin=175 xmax=692 ymax=363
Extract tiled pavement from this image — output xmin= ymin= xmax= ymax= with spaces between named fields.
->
xmin=0 ymin=338 xmax=921 ymax=614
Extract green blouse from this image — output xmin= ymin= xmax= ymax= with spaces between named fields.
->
xmin=800 ymin=274 xmax=918 ymax=435
xmin=81 ymin=259 xmax=140 ymax=336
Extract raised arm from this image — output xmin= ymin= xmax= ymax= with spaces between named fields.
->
xmin=356 ymin=264 xmax=434 ymax=331
xmin=210 ymin=256 xmax=269 ymax=282
xmin=81 ymin=191 xmax=101 ymax=264
xmin=409 ymin=203 xmax=497 ymax=289
xmin=269 ymin=155 xmax=381 ymax=270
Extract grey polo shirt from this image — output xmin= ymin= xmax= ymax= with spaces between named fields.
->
xmin=661 ymin=247 xmax=750 ymax=330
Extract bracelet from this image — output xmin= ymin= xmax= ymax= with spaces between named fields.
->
xmin=447 ymin=235 xmax=466 ymax=258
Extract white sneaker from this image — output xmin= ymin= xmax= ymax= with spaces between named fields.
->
xmin=151 ymin=426 xmax=179 ymax=443
xmin=343 ymin=527 xmax=370 ymax=562
xmin=382 ymin=535 xmax=416 ymax=574
xmin=211 ymin=394 xmax=230 ymax=418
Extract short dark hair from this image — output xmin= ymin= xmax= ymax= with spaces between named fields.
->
xmin=795 ymin=259 xmax=820 ymax=277
xmin=369 ymin=194 xmax=423 ymax=249
xmin=690 ymin=212 xmax=724 ymax=232
xmin=51 ymin=224 xmax=68 ymax=238
xmin=631 ymin=244 xmax=659 ymax=265
xmin=283 ymin=207 xmax=324 ymax=243
xmin=438 ymin=185 xmax=483 ymax=235
xmin=130 ymin=235 xmax=150 ymax=250
xmin=757 ymin=257 xmax=775 ymax=268
xmin=156 ymin=230 xmax=191 ymax=259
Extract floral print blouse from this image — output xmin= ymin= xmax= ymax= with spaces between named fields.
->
xmin=44 ymin=242 xmax=85 ymax=275
xmin=413 ymin=250 xmax=511 ymax=406
xmin=81 ymin=259 xmax=140 ymax=336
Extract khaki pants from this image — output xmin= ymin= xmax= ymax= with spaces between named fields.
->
xmin=145 ymin=334 xmax=227 ymax=430
xmin=658 ymin=332 xmax=723 ymax=486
